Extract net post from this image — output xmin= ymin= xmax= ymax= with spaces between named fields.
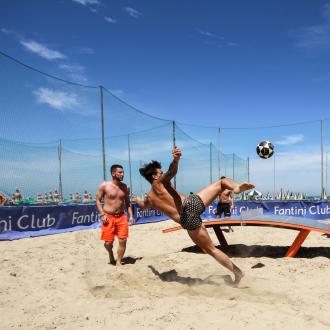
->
xmin=217 ymin=127 xmax=221 ymax=178
xmin=58 ymin=139 xmax=63 ymax=200
xmin=232 ymin=153 xmax=235 ymax=180
xmin=273 ymin=153 xmax=276 ymax=200
xmin=321 ymin=119 xmax=324 ymax=199
xmin=139 ymin=160 xmax=143 ymax=197
xmin=99 ymin=85 xmax=106 ymax=181
xmin=172 ymin=120 xmax=176 ymax=189
xmin=210 ymin=142 xmax=213 ymax=184
xmin=127 ymin=134 xmax=133 ymax=195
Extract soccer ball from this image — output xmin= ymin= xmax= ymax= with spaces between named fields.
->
xmin=256 ymin=140 xmax=274 ymax=159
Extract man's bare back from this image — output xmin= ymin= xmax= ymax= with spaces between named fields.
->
xmin=146 ymin=180 xmax=185 ymax=223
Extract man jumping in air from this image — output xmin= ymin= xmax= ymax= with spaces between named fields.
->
xmin=135 ymin=147 xmax=254 ymax=286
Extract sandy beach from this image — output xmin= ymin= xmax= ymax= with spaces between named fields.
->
xmin=1 ymin=220 xmax=329 ymax=330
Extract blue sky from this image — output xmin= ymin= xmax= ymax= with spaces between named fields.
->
xmin=1 ymin=0 xmax=330 ymax=195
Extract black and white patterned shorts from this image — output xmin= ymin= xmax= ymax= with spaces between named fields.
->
xmin=180 ymin=194 xmax=205 ymax=231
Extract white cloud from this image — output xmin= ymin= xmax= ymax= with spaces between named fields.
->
xmin=123 ymin=7 xmax=142 ymax=19
xmin=58 ymin=63 xmax=88 ymax=84
xmin=72 ymin=0 xmax=100 ymax=5
xmin=109 ymin=89 xmax=124 ymax=95
xmin=20 ymin=40 xmax=66 ymax=60
xmin=33 ymin=87 xmax=80 ymax=111
xmin=1 ymin=27 xmax=13 ymax=35
xmin=197 ymin=29 xmax=216 ymax=38
xmin=104 ymin=16 xmax=117 ymax=23
xmin=249 ymin=151 xmax=322 ymax=194
xmin=196 ymin=29 xmax=238 ymax=48
xmin=196 ymin=29 xmax=224 ymax=39
xmin=321 ymin=3 xmax=330 ymax=21
xmin=292 ymin=3 xmax=330 ymax=50
xmin=275 ymin=134 xmax=304 ymax=146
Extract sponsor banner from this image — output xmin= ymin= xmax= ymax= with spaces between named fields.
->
xmin=1 ymin=201 xmax=329 ymax=240
xmin=202 ymin=201 xmax=330 ymax=220
xmin=133 ymin=205 xmax=167 ymax=224
xmin=0 ymin=204 xmax=101 ymax=240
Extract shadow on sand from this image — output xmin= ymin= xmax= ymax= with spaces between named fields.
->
xmin=182 ymin=244 xmax=330 ymax=259
xmin=122 ymin=256 xmax=143 ymax=265
xmin=148 ymin=265 xmax=233 ymax=286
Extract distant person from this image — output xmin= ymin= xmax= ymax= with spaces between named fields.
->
xmin=216 ymin=176 xmax=234 ymax=232
xmin=12 ymin=188 xmax=22 ymax=203
xmin=96 ymin=164 xmax=134 ymax=266
xmin=36 ymin=193 xmax=44 ymax=204
xmin=53 ymin=190 xmax=60 ymax=203
xmin=135 ymin=147 xmax=255 ymax=286
xmin=74 ymin=192 xmax=81 ymax=203
xmin=0 ymin=192 xmax=8 ymax=206
xmin=83 ymin=190 xmax=90 ymax=203
xmin=68 ymin=193 xmax=74 ymax=203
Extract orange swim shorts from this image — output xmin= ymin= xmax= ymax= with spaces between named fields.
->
xmin=101 ymin=212 xmax=129 ymax=243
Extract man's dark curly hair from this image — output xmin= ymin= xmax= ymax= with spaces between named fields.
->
xmin=139 ymin=160 xmax=162 ymax=183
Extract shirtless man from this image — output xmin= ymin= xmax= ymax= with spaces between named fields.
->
xmin=12 ymin=188 xmax=22 ymax=203
xmin=135 ymin=147 xmax=255 ymax=286
xmin=0 ymin=192 xmax=8 ymax=206
xmin=216 ymin=176 xmax=234 ymax=232
xmin=96 ymin=164 xmax=134 ymax=266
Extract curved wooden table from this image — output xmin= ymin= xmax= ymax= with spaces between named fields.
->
xmin=162 ymin=215 xmax=330 ymax=257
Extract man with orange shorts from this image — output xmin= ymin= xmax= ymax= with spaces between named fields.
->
xmin=96 ymin=164 xmax=133 ymax=266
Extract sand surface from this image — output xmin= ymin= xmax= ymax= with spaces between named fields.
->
xmin=1 ymin=220 xmax=329 ymax=330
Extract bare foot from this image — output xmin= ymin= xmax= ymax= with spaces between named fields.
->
xmin=233 ymin=270 xmax=245 ymax=287
xmin=233 ymin=182 xmax=255 ymax=194
xmin=108 ymin=258 xmax=116 ymax=266
xmin=116 ymin=261 xmax=123 ymax=267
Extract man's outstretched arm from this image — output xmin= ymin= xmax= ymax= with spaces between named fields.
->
xmin=160 ymin=147 xmax=181 ymax=184
xmin=134 ymin=196 xmax=151 ymax=210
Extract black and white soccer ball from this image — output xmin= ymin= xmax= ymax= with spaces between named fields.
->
xmin=256 ymin=140 xmax=274 ymax=159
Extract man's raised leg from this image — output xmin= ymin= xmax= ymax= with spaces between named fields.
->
xmin=197 ymin=178 xmax=254 ymax=208
xmin=188 ymin=225 xmax=244 ymax=286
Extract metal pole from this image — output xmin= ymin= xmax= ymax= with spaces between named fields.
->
xmin=58 ymin=139 xmax=63 ymax=200
xmin=247 ymin=157 xmax=250 ymax=182
xmin=217 ymin=128 xmax=221 ymax=178
xmin=100 ymin=85 xmax=106 ymax=181
xmin=139 ymin=160 xmax=143 ymax=197
xmin=210 ymin=142 xmax=213 ymax=184
xmin=273 ymin=153 xmax=276 ymax=199
xmin=127 ymin=134 xmax=133 ymax=195
xmin=172 ymin=120 xmax=176 ymax=189
xmin=321 ymin=119 xmax=324 ymax=199
xmin=232 ymin=153 xmax=235 ymax=180
xmin=326 ymin=152 xmax=328 ymax=198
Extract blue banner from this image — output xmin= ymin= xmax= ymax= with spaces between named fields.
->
xmin=1 ymin=201 xmax=329 ymax=240
xmin=0 ymin=204 xmax=101 ymax=240
xmin=201 ymin=201 xmax=330 ymax=220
